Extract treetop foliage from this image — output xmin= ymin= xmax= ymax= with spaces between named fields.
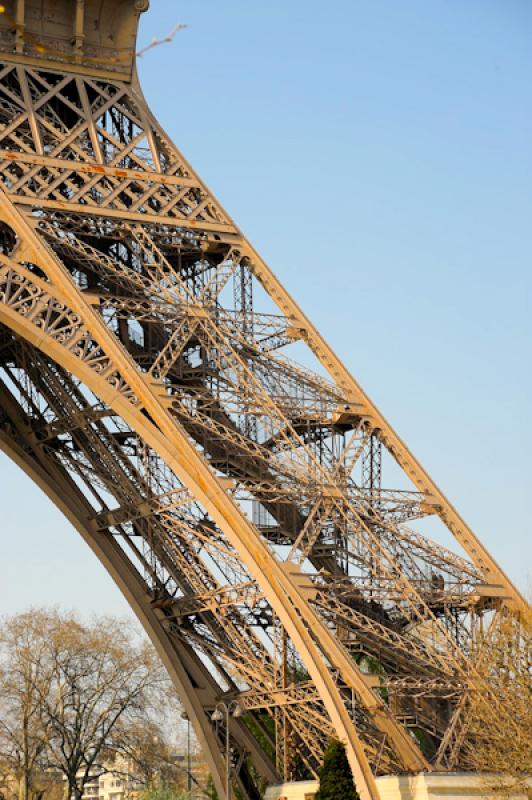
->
xmin=315 ymin=739 xmax=359 ymax=800
xmin=463 ymin=605 xmax=532 ymax=795
xmin=0 ymin=609 xmax=179 ymax=800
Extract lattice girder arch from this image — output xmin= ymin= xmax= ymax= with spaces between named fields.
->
xmin=0 ymin=196 xmax=397 ymax=800
xmin=0 ymin=3 xmax=527 ymax=799
xmin=0 ymin=367 xmax=286 ymax=800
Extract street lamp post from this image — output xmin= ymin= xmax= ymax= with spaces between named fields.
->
xmin=187 ymin=715 xmax=191 ymax=794
xmin=180 ymin=712 xmax=192 ymax=794
xmin=211 ymin=701 xmax=242 ymax=800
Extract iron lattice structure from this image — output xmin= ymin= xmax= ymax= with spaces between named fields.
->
xmin=0 ymin=3 xmax=527 ymax=799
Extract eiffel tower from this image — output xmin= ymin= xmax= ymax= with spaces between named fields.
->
xmin=0 ymin=3 xmax=526 ymax=800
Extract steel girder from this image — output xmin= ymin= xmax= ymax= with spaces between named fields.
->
xmin=0 ymin=3 xmax=527 ymax=800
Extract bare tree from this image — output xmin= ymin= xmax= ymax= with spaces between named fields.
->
xmin=0 ymin=611 xmax=170 ymax=800
xmin=0 ymin=750 xmax=16 ymax=800
xmin=136 ymin=23 xmax=187 ymax=59
xmin=464 ymin=605 xmax=532 ymax=795
xmin=114 ymin=718 xmax=186 ymax=792
xmin=0 ymin=611 xmax=53 ymax=800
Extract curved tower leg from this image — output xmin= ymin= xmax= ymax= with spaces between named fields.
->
xmin=0 ymin=372 xmax=278 ymax=800
xmin=0 ymin=3 xmax=526 ymax=798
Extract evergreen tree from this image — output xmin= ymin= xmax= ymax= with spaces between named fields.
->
xmin=315 ymin=739 xmax=359 ymax=800
xmin=205 ymin=776 xmax=219 ymax=800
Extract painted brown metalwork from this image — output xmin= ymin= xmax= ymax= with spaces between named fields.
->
xmin=0 ymin=3 xmax=527 ymax=800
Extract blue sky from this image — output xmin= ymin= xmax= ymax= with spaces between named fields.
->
xmin=1 ymin=0 xmax=530 ymax=616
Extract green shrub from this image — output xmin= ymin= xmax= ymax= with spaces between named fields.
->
xmin=315 ymin=739 xmax=359 ymax=800
xmin=205 ymin=776 xmax=219 ymax=800
xmin=139 ymin=785 xmax=191 ymax=800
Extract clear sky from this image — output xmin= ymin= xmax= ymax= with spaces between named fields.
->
xmin=1 ymin=0 xmax=531 ymax=618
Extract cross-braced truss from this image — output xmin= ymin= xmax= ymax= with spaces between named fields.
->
xmin=0 ymin=4 xmax=527 ymax=800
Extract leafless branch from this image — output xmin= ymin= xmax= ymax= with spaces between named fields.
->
xmin=136 ymin=23 xmax=187 ymax=59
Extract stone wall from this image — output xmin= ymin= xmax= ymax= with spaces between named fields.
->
xmin=264 ymin=773 xmax=532 ymax=800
